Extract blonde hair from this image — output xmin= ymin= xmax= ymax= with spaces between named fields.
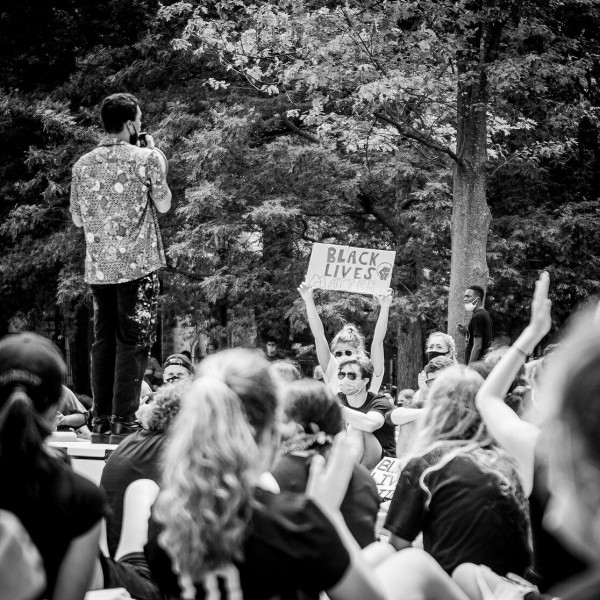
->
xmin=426 ymin=331 xmax=457 ymax=363
xmin=154 ymin=349 xmax=279 ymax=580
xmin=331 ymin=324 xmax=366 ymax=354
xmin=414 ymin=366 xmax=525 ymax=512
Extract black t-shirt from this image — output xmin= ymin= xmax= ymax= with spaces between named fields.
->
xmin=100 ymin=429 xmax=167 ymax=557
xmin=271 ymin=452 xmax=379 ymax=548
xmin=338 ymin=392 xmax=396 ymax=458
xmin=145 ymin=487 xmax=350 ymax=600
xmin=0 ymin=456 xmax=108 ymax=598
xmin=384 ymin=451 xmax=530 ymax=575
xmin=466 ymin=308 xmax=494 ymax=363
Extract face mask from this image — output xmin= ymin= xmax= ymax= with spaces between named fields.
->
xmin=464 ymin=300 xmax=477 ymax=312
xmin=339 ymin=377 xmax=367 ymax=397
xmin=426 ymin=350 xmax=448 ymax=362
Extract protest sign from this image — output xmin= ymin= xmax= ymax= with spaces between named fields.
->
xmin=371 ymin=457 xmax=402 ymax=500
xmin=305 ymin=243 xmax=395 ymax=295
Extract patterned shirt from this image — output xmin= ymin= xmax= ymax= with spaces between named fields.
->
xmin=70 ymin=138 xmax=169 ymax=284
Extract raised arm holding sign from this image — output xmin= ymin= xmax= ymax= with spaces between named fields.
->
xmin=299 ymin=243 xmax=395 ymax=395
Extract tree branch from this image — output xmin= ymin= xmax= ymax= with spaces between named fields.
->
xmin=373 ymin=112 xmax=463 ymax=166
xmin=281 ymin=115 xmax=320 ymax=144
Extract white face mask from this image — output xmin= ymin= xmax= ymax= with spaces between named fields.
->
xmin=464 ymin=300 xmax=477 ymax=312
xmin=339 ymin=377 xmax=367 ymax=397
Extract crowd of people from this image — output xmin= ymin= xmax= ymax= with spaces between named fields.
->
xmin=2 ymin=94 xmax=600 ymax=600
xmin=1 ymin=272 xmax=600 ymax=600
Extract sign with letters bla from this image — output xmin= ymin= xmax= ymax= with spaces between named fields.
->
xmin=305 ymin=243 xmax=395 ymax=295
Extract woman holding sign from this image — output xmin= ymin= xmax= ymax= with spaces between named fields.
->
xmin=298 ymin=283 xmax=392 ymax=396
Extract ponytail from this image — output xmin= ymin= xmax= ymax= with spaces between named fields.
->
xmin=331 ymin=324 xmax=367 ymax=354
xmin=155 ymin=375 xmax=260 ymax=579
xmin=0 ymin=385 xmax=52 ymax=479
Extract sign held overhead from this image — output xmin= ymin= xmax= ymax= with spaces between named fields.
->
xmin=305 ymin=243 xmax=395 ymax=295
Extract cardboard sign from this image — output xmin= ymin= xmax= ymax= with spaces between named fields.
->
xmin=371 ymin=457 xmax=402 ymax=500
xmin=305 ymin=243 xmax=395 ymax=295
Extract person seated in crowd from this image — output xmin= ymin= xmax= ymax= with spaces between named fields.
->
xmin=101 ymin=381 xmax=187 ymax=558
xmin=146 ymin=348 xmax=470 ymax=600
xmin=264 ymin=338 xmax=287 ymax=361
xmin=411 ymin=354 xmax=455 ymax=409
xmin=424 ymin=331 xmax=458 ymax=364
xmin=395 ymin=388 xmax=416 ymax=407
xmin=0 ymin=332 xmax=107 ymax=600
xmin=162 ymin=353 xmax=194 ymax=385
xmin=384 ymin=364 xmax=531 ymax=577
xmin=143 ymin=355 xmax=163 ymax=391
xmin=271 ymin=378 xmax=380 ymax=548
xmin=473 ymin=272 xmax=586 ymax=592
xmin=270 ymin=359 xmax=303 ymax=384
xmin=55 ymin=385 xmax=91 ymax=439
xmin=298 ymin=283 xmax=393 ymax=395
xmin=337 ymin=355 xmax=397 ymax=470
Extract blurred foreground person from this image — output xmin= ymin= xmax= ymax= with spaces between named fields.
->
xmin=147 ymin=349 xmax=471 ymax=600
xmin=385 ymin=365 xmax=530 ymax=576
xmin=0 ymin=332 xmax=107 ymax=600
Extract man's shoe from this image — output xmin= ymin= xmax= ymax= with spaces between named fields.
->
xmin=109 ymin=419 xmax=141 ymax=444
xmin=91 ymin=417 xmax=112 ymax=444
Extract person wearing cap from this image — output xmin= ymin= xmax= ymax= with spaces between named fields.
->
xmin=0 ymin=332 xmax=108 ymax=600
xmin=70 ymin=93 xmax=171 ymax=444
xmin=162 ymin=353 xmax=194 ymax=385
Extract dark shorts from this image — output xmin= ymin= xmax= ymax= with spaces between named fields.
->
xmin=99 ymin=551 xmax=163 ymax=600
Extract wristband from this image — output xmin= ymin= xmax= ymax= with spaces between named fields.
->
xmin=513 ymin=345 xmax=529 ymax=358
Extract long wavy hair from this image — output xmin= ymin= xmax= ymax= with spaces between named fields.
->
xmin=154 ymin=349 xmax=279 ymax=581
xmin=413 ymin=365 xmax=525 ymax=512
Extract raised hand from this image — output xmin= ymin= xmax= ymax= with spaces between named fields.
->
xmin=375 ymin=288 xmax=393 ymax=308
xmin=297 ymin=282 xmax=314 ymax=301
xmin=306 ymin=435 xmax=359 ymax=514
xmin=527 ymin=271 xmax=552 ymax=341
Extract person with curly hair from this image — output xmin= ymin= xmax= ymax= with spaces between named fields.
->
xmin=384 ymin=364 xmax=530 ymax=576
xmin=101 ymin=381 xmax=187 ymax=558
xmin=146 ymin=349 xmax=472 ymax=600
xmin=298 ymin=283 xmax=392 ymax=395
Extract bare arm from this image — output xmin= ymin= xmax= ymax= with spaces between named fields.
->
xmin=307 ymin=438 xmax=385 ymax=600
xmin=469 ymin=337 xmax=483 ymax=363
xmin=341 ymin=407 xmax=384 ymax=433
xmin=298 ymin=283 xmax=332 ymax=372
xmin=370 ymin=289 xmax=392 ymax=380
xmin=475 ymin=272 xmax=551 ymax=496
xmin=53 ymin=521 xmax=102 ymax=600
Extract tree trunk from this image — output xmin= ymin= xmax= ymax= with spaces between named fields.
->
xmin=396 ymin=316 xmax=422 ymax=389
xmin=448 ymin=65 xmax=492 ymax=362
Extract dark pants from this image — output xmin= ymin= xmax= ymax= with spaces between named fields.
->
xmin=91 ymin=273 xmax=159 ymax=422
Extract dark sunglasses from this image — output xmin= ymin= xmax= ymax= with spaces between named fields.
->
xmin=334 ymin=350 xmax=354 ymax=358
xmin=338 ymin=371 xmax=357 ymax=381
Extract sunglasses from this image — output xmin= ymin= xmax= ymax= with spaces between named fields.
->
xmin=338 ymin=371 xmax=358 ymax=381
xmin=334 ymin=350 xmax=354 ymax=358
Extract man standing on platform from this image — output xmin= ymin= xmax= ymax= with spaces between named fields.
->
xmin=458 ymin=284 xmax=494 ymax=364
xmin=70 ymin=93 xmax=171 ymax=443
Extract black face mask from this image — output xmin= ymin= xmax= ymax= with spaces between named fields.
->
xmin=427 ymin=350 xmax=448 ymax=362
